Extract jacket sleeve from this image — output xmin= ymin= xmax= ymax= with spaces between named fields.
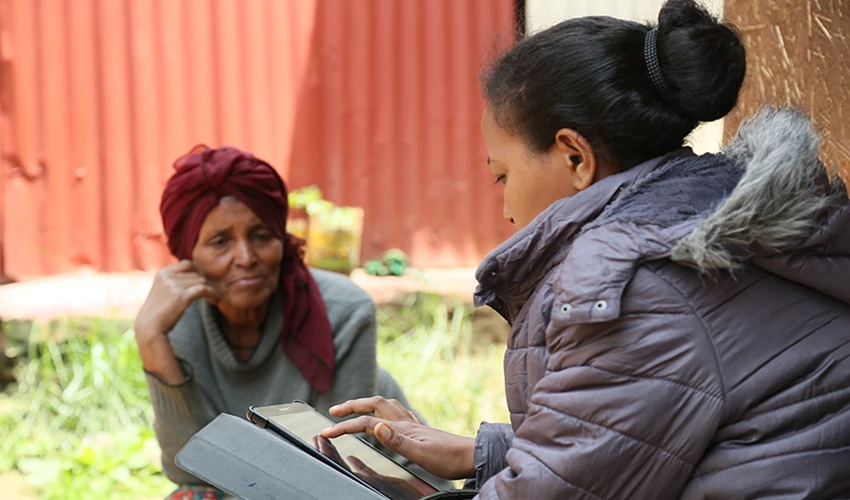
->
xmin=478 ymin=270 xmax=726 ymax=500
xmin=472 ymin=422 xmax=515 ymax=487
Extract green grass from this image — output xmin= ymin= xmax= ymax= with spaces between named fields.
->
xmin=376 ymin=294 xmax=508 ymax=438
xmin=0 ymin=295 xmax=508 ymax=499
xmin=0 ymin=319 xmax=174 ymax=499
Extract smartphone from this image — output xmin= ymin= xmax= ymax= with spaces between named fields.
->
xmin=247 ymin=401 xmax=441 ymax=500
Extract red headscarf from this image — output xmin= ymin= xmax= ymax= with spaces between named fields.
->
xmin=160 ymin=145 xmax=336 ymax=392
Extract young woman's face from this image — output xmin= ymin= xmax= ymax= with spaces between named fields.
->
xmin=481 ymin=108 xmax=581 ymax=229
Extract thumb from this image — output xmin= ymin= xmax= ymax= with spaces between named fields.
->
xmin=375 ymin=422 xmax=406 ymax=453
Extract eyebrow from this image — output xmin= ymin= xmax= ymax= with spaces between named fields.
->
xmin=204 ymin=222 xmax=268 ymax=240
xmin=205 ymin=228 xmax=230 ymax=241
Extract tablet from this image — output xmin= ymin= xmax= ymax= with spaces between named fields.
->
xmin=248 ymin=401 xmax=441 ymax=500
xmin=175 ymin=413 xmax=386 ymax=500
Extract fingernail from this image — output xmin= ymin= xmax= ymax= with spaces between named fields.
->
xmin=378 ymin=424 xmax=392 ymax=440
xmin=330 ymin=405 xmax=339 ymax=412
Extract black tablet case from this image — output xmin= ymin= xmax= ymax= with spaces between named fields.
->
xmin=175 ymin=413 xmax=386 ymax=500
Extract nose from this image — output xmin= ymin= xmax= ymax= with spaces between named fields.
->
xmin=503 ymin=205 xmax=515 ymax=225
xmin=233 ymin=239 xmax=258 ymax=267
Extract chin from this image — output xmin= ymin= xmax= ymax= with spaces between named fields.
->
xmin=222 ymin=288 xmax=275 ymax=310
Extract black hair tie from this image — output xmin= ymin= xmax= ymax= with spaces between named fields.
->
xmin=644 ymin=27 xmax=674 ymax=102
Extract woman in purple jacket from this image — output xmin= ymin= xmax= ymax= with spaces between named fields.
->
xmin=324 ymin=0 xmax=850 ymax=497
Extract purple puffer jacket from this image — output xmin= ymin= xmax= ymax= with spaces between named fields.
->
xmin=470 ymin=109 xmax=850 ymax=499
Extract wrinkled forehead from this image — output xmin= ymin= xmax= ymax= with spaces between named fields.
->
xmin=198 ymin=196 xmax=267 ymax=233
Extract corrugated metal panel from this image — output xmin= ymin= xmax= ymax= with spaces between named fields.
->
xmin=0 ymin=0 xmax=516 ymax=278
xmin=0 ymin=0 xmax=8 ymax=281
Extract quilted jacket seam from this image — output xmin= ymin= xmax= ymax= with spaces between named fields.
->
xmin=508 ymin=446 xmax=609 ymax=500
xmin=532 ymin=402 xmax=697 ymax=467
xmin=648 ymin=267 xmax=729 ymax=410
xmin=743 ymin=384 xmax=850 ymax=421
xmin=729 ymin=316 xmax=840 ymax=394
xmin=693 ymin=444 xmax=850 ymax=478
xmin=703 ymin=275 xmax=769 ymax=317
xmin=584 ymin=364 xmax=724 ymax=403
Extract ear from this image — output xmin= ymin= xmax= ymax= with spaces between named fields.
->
xmin=553 ymin=128 xmax=597 ymax=191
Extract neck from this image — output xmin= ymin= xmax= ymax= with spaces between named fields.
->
xmin=594 ymin=155 xmax=621 ymax=181
xmin=216 ymin=300 xmax=270 ymax=344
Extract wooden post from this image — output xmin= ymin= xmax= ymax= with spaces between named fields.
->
xmin=724 ymin=0 xmax=850 ymax=181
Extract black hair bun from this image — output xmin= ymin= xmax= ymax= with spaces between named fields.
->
xmin=657 ymin=0 xmax=746 ymax=121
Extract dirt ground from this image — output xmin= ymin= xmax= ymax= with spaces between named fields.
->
xmin=0 ymin=268 xmax=481 ymax=321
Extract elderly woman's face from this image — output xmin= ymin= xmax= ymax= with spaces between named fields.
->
xmin=191 ymin=196 xmax=283 ymax=310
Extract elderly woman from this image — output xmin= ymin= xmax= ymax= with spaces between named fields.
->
xmin=323 ymin=0 xmax=850 ymax=498
xmin=134 ymin=145 xmax=437 ymax=499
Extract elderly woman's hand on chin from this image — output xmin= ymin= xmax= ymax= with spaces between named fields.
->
xmin=321 ymin=396 xmax=476 ymax=480
xmin=134 ymin=260 xmax=220 ymax=384
xmin=137 ymin=260 xmax=220 ymax=334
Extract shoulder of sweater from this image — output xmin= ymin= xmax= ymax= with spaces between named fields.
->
xmin=310 ymin=269 xmax=377 ymax=358
xmin=310 ymin=268 xmax=375 ymax=317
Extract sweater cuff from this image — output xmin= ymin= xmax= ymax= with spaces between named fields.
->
xmin=145 ymin=359 xmax=195 ymax=419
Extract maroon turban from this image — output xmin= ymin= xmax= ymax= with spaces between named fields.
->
xmin=160 ymin=145 xmax=335 ymax=392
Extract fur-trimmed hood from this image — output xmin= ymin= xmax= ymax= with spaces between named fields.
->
xmin=673 ymin=108 xmax=848 ymax=271
xmin=476 ymin=107 xmax=850 ymax=323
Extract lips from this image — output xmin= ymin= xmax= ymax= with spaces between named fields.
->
xmin=230 ymin=276 xmax=264 ymax=288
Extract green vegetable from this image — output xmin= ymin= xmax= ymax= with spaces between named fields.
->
xmin=364 ymin=249 xmax=414 ymax=277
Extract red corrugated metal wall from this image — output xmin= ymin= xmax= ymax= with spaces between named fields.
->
xmin=0 ymin=0 xmax=516 ymax=278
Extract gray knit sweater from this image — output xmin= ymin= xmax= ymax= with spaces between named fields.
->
xmin=145 ymin=268 xmax=416 ymax=486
